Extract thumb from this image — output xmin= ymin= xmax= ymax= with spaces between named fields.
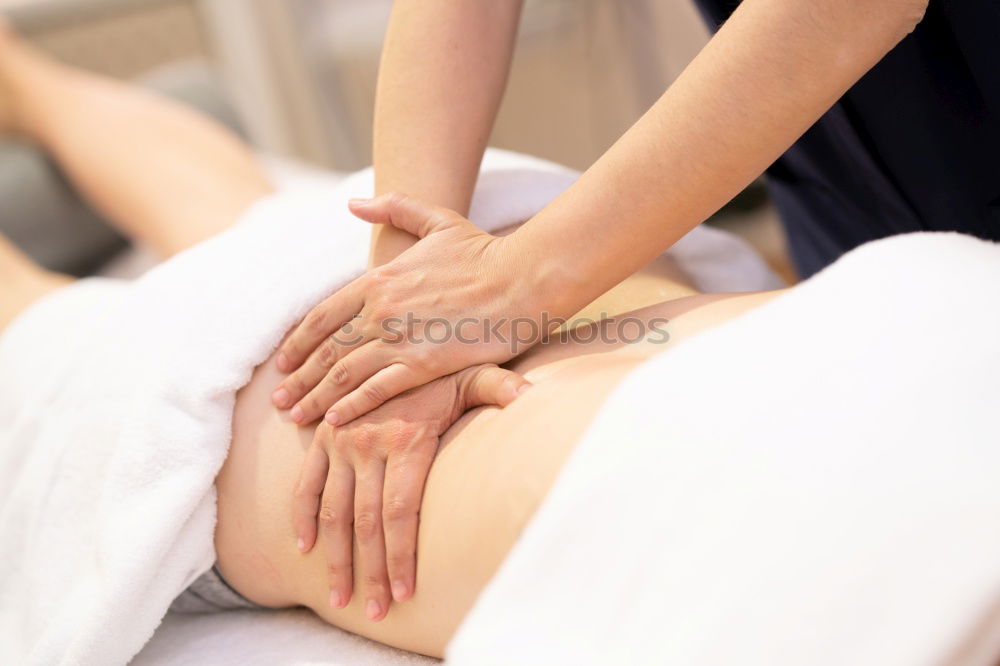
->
xmin=349 ymin=193 xmax=470 ymax=239
xmin=459 ymin=364 xmax=533 ymax=410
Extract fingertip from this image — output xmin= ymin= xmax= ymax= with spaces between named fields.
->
xmin=325 ymin=410 xmax=340 ymax=426
xmin=502 ymin=378 xmax=532 ymax=406
xmin=290 ymin=404 xmax=305 ymax=424
xmin=366 ymin=599 xmax=385 ymax=622
xmin=276 ymin=352 xmax=290 ymax=373
xmin=330 ymin=589 xmax=347 ymax=609
xmin=349 ymin=199 xmax=377 ymax=222
xmin=391 ymin=580 xmax=410 ymax=603
xmin=272 ymin=386 xmax=290 ymax=408
xmin=297 ymin=533 xmax=317 ymax=553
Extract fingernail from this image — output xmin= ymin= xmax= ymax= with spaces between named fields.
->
xmin=391 ymin=580 xmax=408 ymax=602
xmin=349 ymin=197 xmax=372 ymax=207
xmin=366 ymin=599 xmax=382 ymax=621
xmin=276 ymin=353 xmax=289 ymax=372
xmin=329 ymin=589 xmax=344 ymax=609
xmin=290 ymin=405 xmax=304 ymax=423
xmin=272 ymin=387 xmax=290 ymax=408
xmin=517 ymin=383 xmax=533 ymax=395
xmin=297 ymin=536 xmax=305 ymax=552
xmin=325 ymin=411 xmax=340 ymax=426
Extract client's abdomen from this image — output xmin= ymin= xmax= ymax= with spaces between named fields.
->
xmin=215 ymin=346 xmax=641 ymax=658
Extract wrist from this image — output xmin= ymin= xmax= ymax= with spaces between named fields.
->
xmin=502 ymin=224 xmax=589 ymax=325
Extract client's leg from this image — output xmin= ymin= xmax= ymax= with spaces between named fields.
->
xmin=0 ymin=21 xmax=274 ymax=257
xmin=0 ymin=233 xmax=71 ymax=329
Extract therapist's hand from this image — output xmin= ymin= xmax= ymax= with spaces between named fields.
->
xmin=292 ymin=363 xmax=530 ymax=621
xmin=272 ymin=193 xmax=553 ymax=426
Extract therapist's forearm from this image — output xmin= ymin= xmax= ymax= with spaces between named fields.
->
xmin=369 ymin=0 xmax=523 ymax=267
xmin=511 ymin=0 xmax=927 ymax=318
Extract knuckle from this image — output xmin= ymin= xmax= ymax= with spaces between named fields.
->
xmin=314 ymin=425 xmax=336 ymax=448
xmin=353 ymin=512 xmax=381 ymax=540
xmin=326 ymin=562 xmax=349 ymax=579
xmin=409 ymin=422 xmax=433 ymax=444
xmin=318 ymin=506 xmax=345 ymax=530
xmin=351 ymin=424 xmax=380 ymax=454
xmin=362 ymin=382 xmax=388 ymax=407
xmin=467 ymin=364 xmax=497 ymax=385
xmin=368 ymin=269 xmax=390 ymax=290
xmin=367 ymin=301 xmax=393 ymax=324
xmin=331 ymin=362 xmax=350 ymax=385
xmin=409 ymin=346 xmax=437 ymax=372
xmin=388 ymin=552 xmax=415 ymax=570
xmin=305 ymin=310 xmax=327 ymax=335
xmin=292 ymin=482 xmax=316 ymax=502
xmin=379 ymin=278 xmax=401 ymax=300
xmin=388 ymin=425 xmax=416 ymax=449
xmin=382 ymin=498 xmax=415 ymax=524
xmin=386 ymin=191 xmax=408 ymax=208
xmin=284 ymin=374 xmax=306 ymax=396
xmin=363 ymin=573 xmax=387 ymax=590
xmin=317 ymin=342 xmax=339 ymax=368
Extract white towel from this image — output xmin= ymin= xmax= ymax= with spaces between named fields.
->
xmin=0 ymin=149 xmax=778 ymax=665
xmin=447 ymin=232 xmax=1000 ymax=666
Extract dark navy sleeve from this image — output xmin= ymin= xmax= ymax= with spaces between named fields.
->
xmin=689 ymin=0 xmax=1000 ymax=276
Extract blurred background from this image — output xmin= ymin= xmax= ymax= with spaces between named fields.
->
xmin=0 ymin=0 xmax=795 ymax=282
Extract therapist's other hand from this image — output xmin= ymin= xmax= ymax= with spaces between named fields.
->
xmin=272 ymin=193 xmax=546 ymax=426
xmin=292 ymin=363 xmax=530 ymax=621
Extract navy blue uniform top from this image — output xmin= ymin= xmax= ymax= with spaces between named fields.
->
xmin=691 ymin=0 xmax=1000 ymax=277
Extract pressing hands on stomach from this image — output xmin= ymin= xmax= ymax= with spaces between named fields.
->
xmin=272 ymin=194 xmax=552 ymax=621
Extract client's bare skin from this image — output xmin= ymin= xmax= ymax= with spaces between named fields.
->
xmin=0 ymin=25 xmax=781 ymax=659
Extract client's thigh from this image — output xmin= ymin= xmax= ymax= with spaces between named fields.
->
xmin=214 ymin=348 xmax=637 ymax=657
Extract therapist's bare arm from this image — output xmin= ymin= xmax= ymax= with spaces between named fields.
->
xmin=277 ymin=0 xmax=929 ymax=423
xmin=368 ymin=0 xmax=523 ymax=267
xmin=507 ymin=0 xmax=929 ymax=317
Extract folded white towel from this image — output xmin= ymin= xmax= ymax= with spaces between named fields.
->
xmin=0 ymin=176 xmax=364 ymax=666
xmin=448 ymin=232 xmax=1000 ymax=666
xmin=0 ymin=149 xmax=778 ymax=665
